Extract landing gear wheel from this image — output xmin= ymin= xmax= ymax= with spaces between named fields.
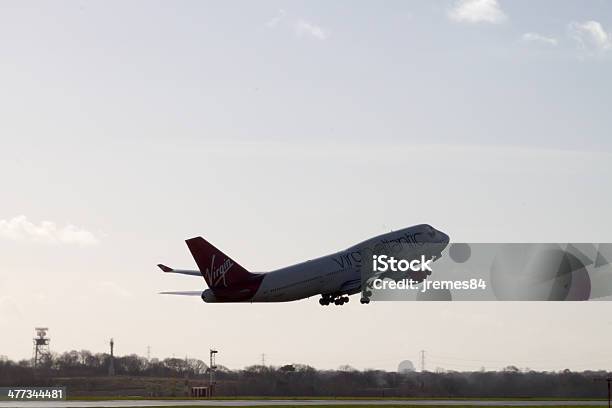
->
xmin=322 ymin=294 xmax=351 ymax=306
xmin=360 ymin=297 xmax=370 ymax=304
xmin=319 ymin=296 xmax=331 ymax=306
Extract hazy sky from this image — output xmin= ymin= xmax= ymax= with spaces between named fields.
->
xmin=1 ymin=0 xmax=612 ymax=372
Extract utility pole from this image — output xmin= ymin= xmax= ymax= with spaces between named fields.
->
xmin=147 ymin=345 xmax=151 ymax=361
xmin=595 ymin=377 xmax=612 ymax=408
xmin=108 ymin=338 xmax=115 ymax=376
xmin=420 ymin=350 xmax=426 ymax=372
xmin=261 ymin=353 xmax=266 ymax=367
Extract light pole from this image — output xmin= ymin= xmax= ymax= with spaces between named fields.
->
xmin=209 ymin=349 xmax=218 ymax=397
xmin=595 ymin=377 xmax=612 ymax=408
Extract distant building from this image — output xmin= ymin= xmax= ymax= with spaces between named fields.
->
xmin=398 ymin=360 xmax=415 ymax=373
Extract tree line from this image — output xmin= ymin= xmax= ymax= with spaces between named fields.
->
xmin=0 ymin=352 xmax=609 ymax=397
xmin=0 ymin=351 xmax=207 ymax=385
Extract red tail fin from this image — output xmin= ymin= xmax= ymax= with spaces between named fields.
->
xmin=185 ymin=237 xmax=254 ymax=289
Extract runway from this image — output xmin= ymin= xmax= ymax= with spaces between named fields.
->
xmin=0 ymin=399 xmax=607 ymax=408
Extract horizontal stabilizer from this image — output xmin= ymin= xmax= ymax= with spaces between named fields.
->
xmin=159 ymin=291 xmax=202 ymax=296
xmin=157 ymin=264 xmax=201 ymax=277
xmin=157 ymin=264 xmax=173 ymax=272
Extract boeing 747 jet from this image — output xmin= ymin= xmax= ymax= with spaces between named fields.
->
xmin=158 ymin=224 xmax=449 ymax=305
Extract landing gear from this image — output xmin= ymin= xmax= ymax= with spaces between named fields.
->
xmin=319 ymin=294 xmax=349 ymax=306
xmin=334 ymin=296 xmax=349 ymax=305
xmin=359 ymin=288 xmax=372 ymax=304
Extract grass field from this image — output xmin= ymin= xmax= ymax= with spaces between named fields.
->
xmin=60 ymin=400 xmax=611 ymax=408
xmin=66 ymin=396 xmax=608 ymax=401
xmin=96 ymin=405 xmax=608 ymax=408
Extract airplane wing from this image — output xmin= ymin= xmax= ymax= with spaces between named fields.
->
xmin=338 ymin=278 xmax=362 ymax=295
xmin=159 ymin=291 xmax=202 ymax=296
xmin=157 ymin=264 xmax=201 ymax=277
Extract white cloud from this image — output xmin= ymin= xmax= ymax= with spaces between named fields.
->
xmin=448 ymin=0 xmax=507 ymax=24
xmin=295 ymin=20 xmax=328 ymax=40
xmin=569 ymin=20 xmax=612 ymax=53
xmin=0 ymin=215 xmax=99 ymax=246
xmin=522 ymin=32 xmax=558 ymax=46
xmin=265 ymin=9 xmax=286 ymax=28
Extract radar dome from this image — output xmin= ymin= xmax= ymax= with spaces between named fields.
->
xmin=398 ymin=360 xmax=415 ymax=373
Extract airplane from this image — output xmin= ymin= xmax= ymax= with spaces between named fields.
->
xmin=158 ymin=224 xmax=450 ymax=306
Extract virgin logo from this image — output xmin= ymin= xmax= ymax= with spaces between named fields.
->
xmin=205 ymin=254 xmax=234 ymax=287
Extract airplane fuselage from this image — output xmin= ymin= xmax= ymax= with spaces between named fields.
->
xmin=195 ymin=224 xmax=449 ymax=304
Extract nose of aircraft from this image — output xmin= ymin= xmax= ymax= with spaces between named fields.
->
xmin=437 ymin=229 xmax=450 ymax=244
xmin=423 ymin=224 xmax=450 ymax=244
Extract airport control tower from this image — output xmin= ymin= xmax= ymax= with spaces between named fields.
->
xmin=33 ymin=327 xmax=51 ymax=368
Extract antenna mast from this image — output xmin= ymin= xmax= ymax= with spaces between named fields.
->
xmin=420 ymin=350 xmax=426 ymax=372
xmin=108 ymin=338 xmax=115 ymax=376
xmin=32 ymin=327 xmax=51 ymax=368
